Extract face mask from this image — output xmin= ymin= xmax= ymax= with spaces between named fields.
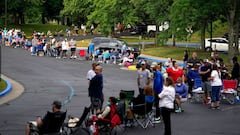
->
xmin=177 ymin=83 xmax=181 ymax=86
xmin=106 ymin=101 xmax=111 ymax=106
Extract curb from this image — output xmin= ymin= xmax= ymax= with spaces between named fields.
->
xmin=138 ymin=55 xmax=184 ymax=67
xmin=0 ymin=78 xmax=12 ymax=97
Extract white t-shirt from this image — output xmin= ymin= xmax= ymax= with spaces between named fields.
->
xmin=61 ymin=41 xmax=68 ymax=50
xmin=87 ymin=69 xmax=96 ymax=80
xmin=211 ymin=70 xmax=222 ymax=86
xmin=158 ymin=86 xmax=175 ymax=109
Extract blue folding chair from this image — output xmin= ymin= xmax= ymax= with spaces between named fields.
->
xmin=191 ymin=78 xmax=204 ymax=103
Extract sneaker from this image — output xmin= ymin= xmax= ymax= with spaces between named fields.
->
xmin=215 ymin=106 xmax=220 ymax=110
xmin=154 ymin=117 xmax=161 ymax=121
xmin=210 ymin=106 xmax=215 ymax=110
xmin=153 ymin=119 xmax=161 ymax=124
xmin=175 ymin=109 xmax=181 ymax=113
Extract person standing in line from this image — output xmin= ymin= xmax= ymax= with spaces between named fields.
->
xmin=86 ymin=63 xmax=98 ymax=83
xmin=88 ymin=65 xmax=104 ymax=114
xmin=69 ymin=38 xmax=77 ymax=59
xmin=159 ymin=77 xmax=175 ymax=135
xmin=231 ymin=56 xmax=240 ymax=83
xmin=61 ymin=38 xmax=68 ymax=58
xmin=187 ymin=52 xmax=201 ymax=69
xmin=153 ymin=64 xmax=164 ymax=123
xmin=199 ymin=59 xmax=212 ymax=104
xmin=183 ymin=50 xmax=189 ymax=69
xmin=209 ymin=63 xmax=222 ymax=109
xmin=88 ymin=42 xmax=95 ymax=61
xmin=31 ymin=36 xmax=38 ymax=56
xmin=137 ymin=61 xmax=151 ymax=95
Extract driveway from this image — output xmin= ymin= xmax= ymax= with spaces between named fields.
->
xmin=0 ymin=45 xmax=240 ymax=135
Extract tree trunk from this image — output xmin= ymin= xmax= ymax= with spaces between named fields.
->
xmin=155 ymin=24 xmax=159 ymax=46
xmin=227 ymin=0 xmax=237 ymax=63
xmin=41 ymin=13 xmax=45 ymax=24
xmin=172 ymin=34 xmax=175 ymax=47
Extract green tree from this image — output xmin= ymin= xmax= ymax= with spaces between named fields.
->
xmin=61 ymin=0 xmax=93 ymax=26
xmin=6 ymin=0 xmax=42 ymax=24
xmin=42 ymin=0 xmax=64 ymax=24
xmin=133 ymin=0 xmax=174 ymax=45
xmin=225 ymin=0 xmax=240 ymax=62
xmin=88 ymin=0 xmax=138 ymax=36
xmin=169 ymin=0 xmax=225 ymax=49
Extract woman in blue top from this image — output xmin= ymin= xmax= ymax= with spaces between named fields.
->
xmin=175 ymin=77 xmax=188 ymax=112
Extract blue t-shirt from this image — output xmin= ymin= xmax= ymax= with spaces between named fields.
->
xmin=88 ymin=43 xmax=94 ymax=53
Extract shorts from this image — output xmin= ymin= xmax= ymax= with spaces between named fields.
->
xmin=91 ymin=97 xmax=102 ymax=110
xmin=71 ymin=48 xmax=76 ymax=52
xmin=175 ymin=93 xmax=180 ymax=98
xmin=202 ymin=81 xmax=212 ymax=93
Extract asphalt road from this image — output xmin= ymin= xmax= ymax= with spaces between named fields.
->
xmin=1 ymin=44 xmax=240 ymax=135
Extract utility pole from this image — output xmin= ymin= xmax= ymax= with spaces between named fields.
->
xmin=5 ymin=0 xmax=7 ymax=28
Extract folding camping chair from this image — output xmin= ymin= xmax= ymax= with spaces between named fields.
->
xmin=132 ymin=95 xmax=155 ymax=129
xmin=62 ymin=106 xmax=91 ymax=135
xmin=120 ymin=90 xmax=135 ymax=126
xmin=78 ymin=49 xmax=89 ymax=60
xmin=191 ymin=78 xmax=205 ymax=103
xmin=220 ymin=80 xmax=238 ymax=104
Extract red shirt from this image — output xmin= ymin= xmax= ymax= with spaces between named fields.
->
xmin=166 ymin=67 xmax=183 ymax=83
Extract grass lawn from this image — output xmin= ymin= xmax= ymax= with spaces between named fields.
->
xmin=141 ymin=45 xmax=238 ymax=68
xmin=0 ymin=79 xmax=7 ymax=93
xmin=76 ymin=39 xmax=91 ymax=48
xmin=142 ymin=45 xmax=210 ymax=60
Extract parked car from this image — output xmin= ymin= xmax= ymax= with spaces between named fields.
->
xmin=204 ymin=37 xmax=239 ymax=52
xmin=90 ymin=37 xmax=141 ymax=59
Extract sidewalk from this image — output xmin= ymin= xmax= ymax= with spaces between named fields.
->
xmin=0 ymin=75 xmax=24 ymax=105
xmin=138 ymin=54 xmax=184 ymax=66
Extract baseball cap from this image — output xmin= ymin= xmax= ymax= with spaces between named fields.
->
xmin=141 ymin=61 xmax=146 ymax=65
xmin=203 ymin=59 xmax=209 ymax=63
xmin=151 ymin=62 xmax=158 ymax=68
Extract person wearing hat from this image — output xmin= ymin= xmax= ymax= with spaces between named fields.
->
xmin=25 ymin=100 xmax=65 ymax=135
xmin=153 ymin=64 xmax=164 ymax=123
xmin=199 ymin=59 xmax=212 ymax=104
xmin=137 ymin=61 xmax=151 ymax=95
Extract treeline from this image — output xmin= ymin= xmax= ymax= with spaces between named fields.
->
xmin=0 ymin=0 xmax=240 ymax=61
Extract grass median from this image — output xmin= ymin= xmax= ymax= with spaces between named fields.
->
xmin=0 ymin=79 xmax=7 ymax=93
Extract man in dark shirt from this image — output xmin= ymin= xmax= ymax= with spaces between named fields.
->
xmin=231 ymin=56 xmax=240 ymax=80
xmin=89 ymin=65 xmax=104 ymax=114
xmin=25 ymin=100 xmax=65 ymax=135
xmin=199 ymin=59 xmax=212 ymax=104
xmin=187 ymin=52 xmax=201 ymax=69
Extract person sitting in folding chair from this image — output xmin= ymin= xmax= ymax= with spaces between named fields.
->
xmin=25 ymin=100 xmax=66 ymax=135
xmin=175 ymin=77 xmax=188 ymax=113
xmin=131 ymin=85 xmax=155 ymax=128
xmin=97 ymin=97 xmax=121 ymax=129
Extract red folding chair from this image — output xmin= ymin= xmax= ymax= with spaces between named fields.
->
xmin=79 ymin=49 xmax=86 ymax=57
xmin=220 ymin=80 xmax=238 ymax=104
